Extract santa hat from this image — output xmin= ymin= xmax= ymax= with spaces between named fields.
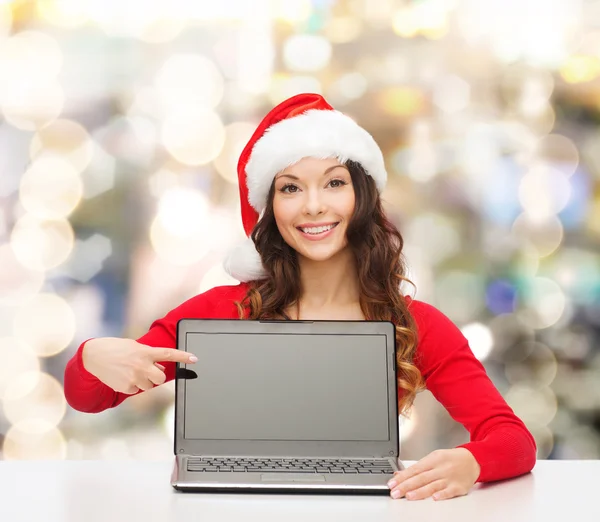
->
xmin=223 ymin=93 xmax=387 ymax=282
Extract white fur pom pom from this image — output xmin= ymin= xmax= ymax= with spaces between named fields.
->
xmin=222 ymin=237 xmax=267 ymax=282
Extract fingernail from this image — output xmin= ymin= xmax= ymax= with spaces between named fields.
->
xmin=189 ymin=356 xmax=198 ymax=363
xmin=387 ymin=480 xmax=397 ymax=489
xmin=406 ymin=492 xmax=414 ymax=500
xmin=391 ymin=489 xmax=401 ymax=499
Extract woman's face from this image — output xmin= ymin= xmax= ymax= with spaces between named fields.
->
xmin=272 ymin=157 xmax=355 ymax=263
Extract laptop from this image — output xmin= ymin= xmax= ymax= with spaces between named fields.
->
xmin=170 ymin=318 xmax=402 ymax=493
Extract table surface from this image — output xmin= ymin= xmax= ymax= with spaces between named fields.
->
xmin=0 ymin=459 xmax=595 ymax=522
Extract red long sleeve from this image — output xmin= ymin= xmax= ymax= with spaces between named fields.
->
xmin=64 ymin=284 xmax=536 ymax=482
xmin=408 ymin=298 xmax=537 ymax=482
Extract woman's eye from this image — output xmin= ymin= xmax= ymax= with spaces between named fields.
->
xmin=280 ymin=184 xmax=298 ymax=193
xmin=328 ymin=179 xmax=347 ymax=188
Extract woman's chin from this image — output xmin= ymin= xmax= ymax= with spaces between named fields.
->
xmin=295 ymin=243 xmax=348 ymax=263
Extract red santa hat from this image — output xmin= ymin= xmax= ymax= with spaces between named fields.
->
xmin=223 ymin=92 xmax=387 ymax=282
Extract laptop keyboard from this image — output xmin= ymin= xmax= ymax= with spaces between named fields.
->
xmin=187 ymin=457 xmax=394 ymax=474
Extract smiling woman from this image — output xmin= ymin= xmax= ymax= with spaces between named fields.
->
xmin=64 ymin=93 xmax=536 ymax=502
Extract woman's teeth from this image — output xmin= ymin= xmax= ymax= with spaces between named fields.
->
xmin=300 ymin=224 xmax=337 ymax=235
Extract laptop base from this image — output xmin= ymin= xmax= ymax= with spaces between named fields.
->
xmin=171 ymin=456 xmax=401 ymax=495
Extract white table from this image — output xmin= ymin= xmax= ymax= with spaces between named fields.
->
xmin=0 ymin=459 xmax=596 ymax=522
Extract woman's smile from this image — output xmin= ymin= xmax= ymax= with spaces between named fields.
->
xmin=296 ymin=221 xmax=340 ymax=241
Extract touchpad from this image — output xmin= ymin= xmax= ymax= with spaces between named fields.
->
xmin=261 ymin=473 xmax=326 ymax=482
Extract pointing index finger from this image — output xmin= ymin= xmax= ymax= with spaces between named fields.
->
xmin=146 ymin=347 xmax=198 ymax=364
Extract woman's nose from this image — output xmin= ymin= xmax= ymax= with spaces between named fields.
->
xmin=303 ymin=189 xmax=326 ymax=215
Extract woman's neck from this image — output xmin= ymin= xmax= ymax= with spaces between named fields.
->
xmin=297 ymin=247 xmax=360 ymax=311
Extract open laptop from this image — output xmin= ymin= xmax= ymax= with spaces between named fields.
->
xmin=170 ymin=319 xmax=402 ymax=493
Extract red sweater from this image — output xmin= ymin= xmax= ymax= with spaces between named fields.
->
xmin=64 ymin=283 xmax=536 ymax=483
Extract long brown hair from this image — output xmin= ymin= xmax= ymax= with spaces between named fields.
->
xmin=235 ymin=160 xmax=424 ymax=414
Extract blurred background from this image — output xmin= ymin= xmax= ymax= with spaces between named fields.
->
xmin=0 ymin=0 xmax=599 ymax=462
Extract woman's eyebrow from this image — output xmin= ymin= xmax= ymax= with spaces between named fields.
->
xmin=275 ymin=165 xmax=348 ymax=181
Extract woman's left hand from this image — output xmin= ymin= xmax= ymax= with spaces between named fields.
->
xmin=387 ymin=448 xmax=481 ymax=501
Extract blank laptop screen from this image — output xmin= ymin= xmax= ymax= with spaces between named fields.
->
xmin=182 ymin=333 xmax=391 ymax=442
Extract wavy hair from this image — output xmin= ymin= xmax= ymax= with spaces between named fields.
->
xmin=235 ymin=160 xmax=424 ymax=414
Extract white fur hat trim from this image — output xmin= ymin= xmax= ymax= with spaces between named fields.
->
xmin=245 ymin=109 xmax=387 ymax=212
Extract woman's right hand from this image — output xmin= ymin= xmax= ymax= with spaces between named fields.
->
xmin=82 ymin=337 xmax=198 ymax=394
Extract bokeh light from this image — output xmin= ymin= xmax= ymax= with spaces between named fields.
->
xmin=327 ymin=72 xmax=368 ymax=105
xmin=10 ymin=215 xmax=75 ymax=271
xmin=213 ymin=122 xmax=256 ymax=184
xmin=30 ymin=119 xmax=94 ymax=173
xmin=504 ymin=342 xmax=557 ymax=388
xmin=0 ymin=31 xmax=65 ymax=129
xmin=36 ymin=0 xmax=90 ymax=29
xmin=435 ymin=271 xmax=486 ymax=324
xmin=518 ymin=163 xmax=571 ymax=220
xmin=161 ymin=107 xmax=226 ymax=166
xmin=13 ymin=293 xmax=76 ymax=357
xmin=84 ymin=0 xmax=187 ymax=40
xmin=3 ymin=371 xmax=67 ymax=428
xmin=487 ymin=314 xmax=535 ymax=362
xmin=0 ymin=337 xmax=40 ymax=398
xmin=0 ymin=30 xmax=62 ymax=81
xmin=19 ymin=156 xmax=83 ymax=220
xmin=79 ymin=143 xmax=116 ymax=199
xmin=534 ymin=134 xmax=579 ymax=176
xmin=323 ymin=16 xmax=363 ymax=43
xmin=432 ymin=75 xmax=471 ymax=114
xmin=405 ymin=213 xmax=461 ymax=265
xmin=461 ymin=323 xmax=494 ymax=361
xmin=392 ymin=3 xmax=449 ymax=40
xmin=518 ymin=277 xmax=567 ymax=329
xmin=3 ymin=420 xmax=67 ymax=460
xmin=155 ymin=54 xmax=224 ymax=111
xmin=486 ymin=279 xmax=518 ymax=315
xmin=0 ymin=2 xmax=12 ymax=38
xmin=528 ymin=423 xmax=555 ymax=459
xmin=150 ymin=188 xmax=213 ymax=265
xmin=560 ymin=55 xmax=600 ymax=84
xmin=505 ymin=385 xmax=558 ymax=426
xmin=546 ymin=248 xmax=600 ymax=305
xmin=269 ymin=74 xmax=323 ymax=105
xmin=271 ymin=0 xmax=312 ymax=23
xmin=0 ymin=244 xmax=45 ymax=305
xmin=283 ymin=34 xmax=332 ymax=72
xmin=512 ymin=213 xmax=564 ymax=258
xmin=156 ymin=187 xmax=209 ymax=238
xmin=1 ymin=81 xmax=65 ymax=131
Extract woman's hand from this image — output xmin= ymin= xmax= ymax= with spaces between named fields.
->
xmin=387 ymin=448 xmax=481 ymax=501
xmin=82 ymin=337 xmax=198 ymax=394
